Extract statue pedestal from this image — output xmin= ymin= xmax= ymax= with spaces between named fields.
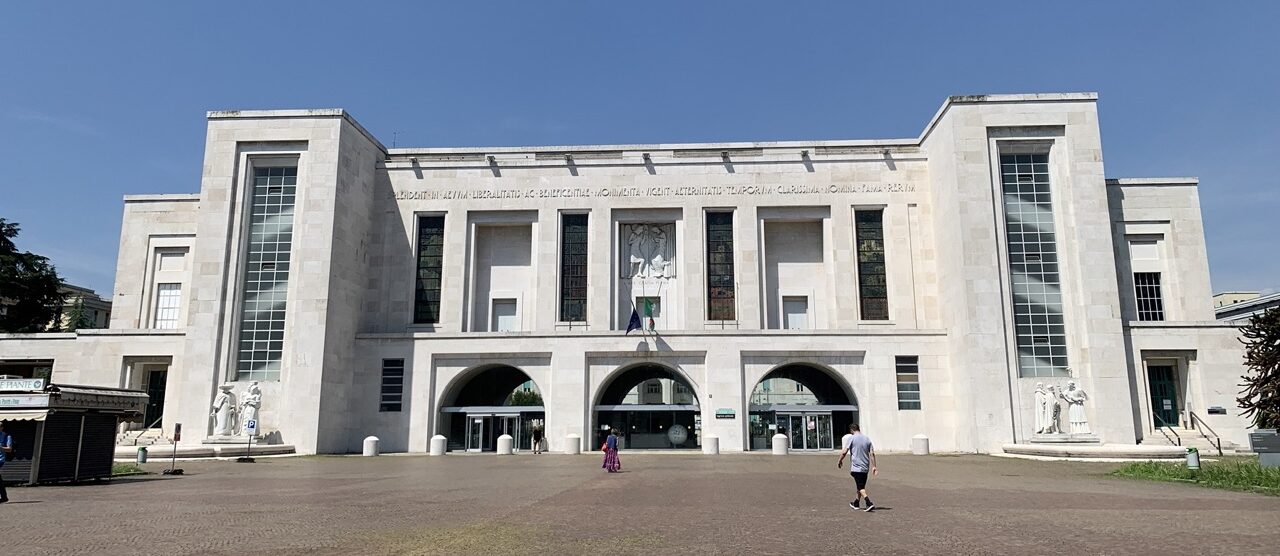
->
xmin=1029 ymin=433 xmax=1100 ymax=444
xmin=203 ymin=435 xmax=262 ymax=445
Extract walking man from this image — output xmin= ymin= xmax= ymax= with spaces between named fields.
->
xmin=836 ymin=423 xmax=877 ymax=511
xmin=0 ymin=422 xmax=13 ymax=503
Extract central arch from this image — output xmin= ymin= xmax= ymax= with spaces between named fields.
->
xmin=594 ymin=363 xmax=701 ymax=450
xmin=439 ymin=364 xmax=545 ymax=452
xmin=747 ymin=363 xmax=859 ymax=451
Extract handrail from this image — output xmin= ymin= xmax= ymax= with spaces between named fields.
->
xmin=1153 ymin=412 xmax=1180 ymax=446
xmin=1189 ymin=411 xmax=1224 ymax=457
xmin=130 ymin=416 xmax=166 ymax=445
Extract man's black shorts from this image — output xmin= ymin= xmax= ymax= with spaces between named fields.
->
xmin=850 ymin=471 xmax=869 ymax=490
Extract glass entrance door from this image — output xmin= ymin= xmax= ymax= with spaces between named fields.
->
xmin=466 ymin=416 xmax=491 ymax=452
xmin=1148 ymin=365 xmax=1179 ymax=427
xmin=780 ymin=412 xmax=833 ymax=450
xmin=497 ymin=415 xmax=520 ymax=451
xmin=143 ymin=368 xmax=168 ymax=427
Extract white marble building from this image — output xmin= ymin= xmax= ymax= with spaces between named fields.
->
xmin=0 ymin=93 xmax=1254 ymax=454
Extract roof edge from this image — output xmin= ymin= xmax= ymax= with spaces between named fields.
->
xmin=206 ymin=108 xmax=387 ymax=154
xmin=918 ymin=92 xmax=1100 ymax=144
xmin=1105 ymin=177 xmax=1199 ymax=186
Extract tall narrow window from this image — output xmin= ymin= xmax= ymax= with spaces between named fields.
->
xmin=414 ymin=215 xmax=445 ymax=324
xmin=1134 ymin=272 xmax=1165 ymax=321
xmin=153 ymin=283 xmax=181 ymax=329
xmin=1001 ymin=153 xmax=1068 ymax=377
xmin=895 ymin=355 xmax=921 ymax=410
xmin=706 ymin=211 xmax=736 ymax=320
xmin=380 ymin=359 xmax=405 ymax=412
xmin=236 ymin=166 xmax=296 ymax=381
xmin=559 ymin=213 xmax=588 ymax=322
xmin=855 ymin=209 xmax=888 ymax=320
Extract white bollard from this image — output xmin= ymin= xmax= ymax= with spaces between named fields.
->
xmin=911 ymin=434 xmax=930 ymax=455
xmin=429 ymin=434 xmax=447 ymax=456
xmin=565 ymin=433 xmax=581 ymax=455
xmin=362 ymin=436 xmax=380 ymax=457
xmin=772 ymin=433 xmax=789 ymax=455
xmin=497 ymin=434 xmax=514 ymax=455
xmin=702 ymin=434 xmax=719 ymax=455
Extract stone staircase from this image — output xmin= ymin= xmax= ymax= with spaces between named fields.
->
xmin=116 ymin=428 xmax=171 ymax=447
xmin=1144 ymin=427 xmax=1239 ymax=455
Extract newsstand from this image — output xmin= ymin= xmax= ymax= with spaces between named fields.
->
xmin=0 ymin=379 xmax=148 ymax=484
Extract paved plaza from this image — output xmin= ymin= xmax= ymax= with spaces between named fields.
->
xmin=3 ymin=453 xmax=1278 ymax=555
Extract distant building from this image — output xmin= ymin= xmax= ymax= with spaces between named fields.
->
xmin=1213 ymin=291 xmax=1259 ymax=308
xmin=1216 ymin=291 xmax=1280 ymax=322
xmin=52 ymin=284 xmax=112 ymax=330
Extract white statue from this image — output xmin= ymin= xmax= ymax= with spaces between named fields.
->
xmin=1058 ymin=380 xmax=1090 ymax=434
xmin=1033 ymin=382 xmax=1049 ymax=434
xmin=240 ymin=381 xmax=262 ymax=436
xmin=627 ymin=225 xmax=648 ymax=278
xmin=210 ymin=383 xmax=237 ymax=436
xmin=649 ymin=225 xmax=671 ymax=278
xmin=1044 ymin=385 xmax=1062 ymax=434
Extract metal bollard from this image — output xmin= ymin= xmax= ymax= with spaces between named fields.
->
xmin=772 ymin=433 xmax=789 ymax=455
xmin=363 ymin=436 xmax=380 ymax=457
xmin=1186 ymin=447 xmax=1200 ymax=470
xmin=136 ymin=446 xmax=148 ymax=464
xmin=429 ymin=434 xmax=447 ymax=456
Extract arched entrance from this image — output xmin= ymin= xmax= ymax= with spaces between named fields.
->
xmin=439 ymin=365 xmax=545 ymax=452
xmin=748 ymin=364 xmax=858 ymax=450
xmin=595 ymin=363 xmax=700 ymax=450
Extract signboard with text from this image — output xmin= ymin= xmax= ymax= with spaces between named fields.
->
xmin=0 ymin=394 xmax=50 ymax=408
xmin=0 ymin=378 xmax=45 ymax=392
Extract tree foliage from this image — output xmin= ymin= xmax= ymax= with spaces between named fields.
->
xmin=0 ymin=218 xmax=65 ymax=333
xmin=1238 ymin=306 xmax=1280 ymax=429
xmin=62 ymin=298 xmax=91 ymax=332
xmin=507 ymin=389 xmax=544 ymax=407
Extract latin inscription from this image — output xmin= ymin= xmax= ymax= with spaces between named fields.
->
xmin=394 ymin=183 xmax=915 ymax=201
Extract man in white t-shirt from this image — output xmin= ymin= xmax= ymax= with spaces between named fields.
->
xmin=836 ymin=423 xmax=877 ymax=511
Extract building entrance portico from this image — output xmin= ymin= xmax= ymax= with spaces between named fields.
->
xmin=438 ymin=365 xmax=545 ymax=452
xmin=748 ymin=364 xmax=858 ymax=450
xmin=595 ymin=363 xmax=700 ymax=450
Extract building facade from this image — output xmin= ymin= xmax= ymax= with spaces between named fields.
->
xmin=0 ymin=93 xmax=1254 ymax=454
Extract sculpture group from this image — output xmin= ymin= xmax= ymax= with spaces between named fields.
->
xmin=623 ymin=224 xmax=676 ymax=279
xmin=1033 ymin=380 xmax=1090 ymax=435
xmin=210 ymin=381 xmax=263 ymax=437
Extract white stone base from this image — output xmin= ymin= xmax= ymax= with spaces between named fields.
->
xmin=115 ymin=444 xmax=295 ymax=459
xmin=202 ymin=435 xmax=263 ymax=444
xmin=1029 ymin=433 xmax=1100 ymax=444
xmin=1002 ymin=443 xmax=1184 ymax=459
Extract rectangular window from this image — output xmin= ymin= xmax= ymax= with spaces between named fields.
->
xmin=414 ymin=215 xmax=445 ymax=324
xmin=380 ymin=358 xmax=405 ymax=412
xmin=1001 ymin=153 xmax=1069 ymax=377
xmin=559 ymin=213 xmax=588 ymax=322
xmin=855 ymin=209 xmax=888 ymax=320
xmin=153 ymin=283 xmax=181 ymax=329
xmin=236 ymin=166 xmax=297 ymax=381
xmin=783 ymin=296 xmax=808 ymax=330
xmin=706 ymin=211 xmax=736 ymax=320
xmin=492 ymin=299 xmax=518 ymax=332
xmin=1134 ymin=272 xmax=1165 ymax=321
xmin=896 ymin=355 xmax=921 ymax=410
xmin=646 ymin=381 xmax=661 ymax=394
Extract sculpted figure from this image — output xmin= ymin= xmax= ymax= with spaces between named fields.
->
xmin=1045 ymin=385 xmax=1062 ymax=434
xmin=210 ymin=383 xmax=237 ymax=436
xmin=1033 ymin=382 xmax=1049 ymax=434
xmin=649 ymin=225 xmax=671 ymax=278
xmin=627 ymin=225 xmax=648 ymax=278
xmin=1058 ymin=381 xmax=1091 ymax=435
xmin=240 ymin=381 xmax=262 ymax=436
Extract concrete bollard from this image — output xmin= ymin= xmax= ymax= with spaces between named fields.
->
xmin=702 ymin=434 xmax=719 ymax=455
xmin=363 ymin=436 xmax=380 ymax=457
xmin=497 ymin=434 xmax=514 ymax=455
xmin=772 ymin=433 xmax=789 ymax=455
xmin=565 ymin=433 xmax=581 ymax=455
xmin=429 ymin=434 xmax=447 ymax=456
xmin=911 ymin=434 xmax=930 ymax=455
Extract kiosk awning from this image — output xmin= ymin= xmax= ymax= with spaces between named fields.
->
xmin=0 ymin=410 xmax=49 ymax=422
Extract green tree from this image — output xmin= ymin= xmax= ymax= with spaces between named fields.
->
xmin=62 ymin=297 xmax=91 ymax=332
xmin=507 ymin=389 xmax=544 ymax=406
xmin=0 ymin=218 xmax=65 ymax=332
xmin=1238 ymin=306 xmax=1280 ymax=429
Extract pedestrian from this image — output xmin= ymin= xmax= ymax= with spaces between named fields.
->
xmin=531 ymin=426 xmax=543 ymax=454
xmin=0 ymin=422 xmax=13 ymax=503
xmin=601 ymin=428 xmax=621 ymax=472
xmin=836 ymin=423 xmax=877 ymax=511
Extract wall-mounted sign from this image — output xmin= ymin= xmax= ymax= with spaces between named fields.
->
xmin=0 ymin=394 xmax=50 ymax=408
xmin=715 ymin=409 xmax=736 ymax=419
xmin=0 ymin=378 xmax=45 ymax=392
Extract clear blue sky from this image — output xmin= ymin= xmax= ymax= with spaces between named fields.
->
xmin=2 ymin=1 xmax=1277 ymax=297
